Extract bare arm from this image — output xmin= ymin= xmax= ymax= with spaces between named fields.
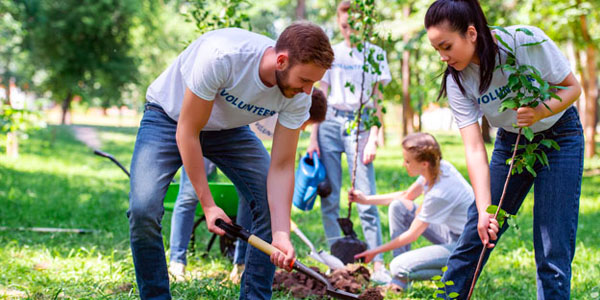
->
xmin=268 ymin=121 xmax=301 ymax=270
xmin=516 ymin=72 xmax=582 ymax=127
xmin=176 ymin=88 xmax=231 ymax=235
xmin=355 ymin=218 xmax=429 ymax=263
xmin=460 ymin=123 xmax=498 ymax=248
xmin=350 ymin=180 xmax=424 ymax=206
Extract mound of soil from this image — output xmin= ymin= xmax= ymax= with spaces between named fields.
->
xmin=272 ymin=264 xmax=382 ymax=299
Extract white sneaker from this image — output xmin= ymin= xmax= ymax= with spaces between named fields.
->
xmin=168 ymin=262 xmax=186 ymax=282
xmin=371 ymin=268 xmax=392 ymax=285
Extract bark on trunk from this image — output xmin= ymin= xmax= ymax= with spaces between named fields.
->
xmin=296 ymin=0 xmax=306 ymax=20
xmin=481 ymin=116 xmax=491 ymax=143
xmin=401 ymin=5 xmax=414 ymax=136
xmin=61 ymin=91 xmax=73 ymax=125
xmin=580 ymin=13 xmax=597 ymax=158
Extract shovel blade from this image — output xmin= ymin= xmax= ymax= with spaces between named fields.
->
xmin=326 ymin=288 xmax=360 ymax=300
xmin=337 ymin=217 xmax=357 ymax=237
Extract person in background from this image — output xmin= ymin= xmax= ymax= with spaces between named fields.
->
xmin=350 ymin=133 xmax=473 ymax=291
xmin=306 ymin=0 xmax=392 ymax=284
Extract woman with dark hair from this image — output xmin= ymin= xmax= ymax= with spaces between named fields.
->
xmin=424 ymin=0 xmax=584 ymax=298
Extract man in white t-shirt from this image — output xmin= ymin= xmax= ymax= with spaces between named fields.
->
xmin=128 ymin=23 xmax=333 ymax=300
xmin=306 ymin=0 xmax=392 ymax=283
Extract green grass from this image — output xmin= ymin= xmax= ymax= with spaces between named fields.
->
xmin=1 ymin=125 xmax=599 ymax=299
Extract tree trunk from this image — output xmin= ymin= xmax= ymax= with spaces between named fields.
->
xmin=296 ymin=0 xmax=306 ymax=20
xmin=6 ymin=131 xmax=18 ymax=158
xmin=481 ymin=116 xmax=491 ymax=143
xmin=401 ymin=5 xmax=414 ymax=136
xmin=61 ymin=90 xmax=73 ymax=125
xmin=580 ymin=13 xmax=597 ymax=158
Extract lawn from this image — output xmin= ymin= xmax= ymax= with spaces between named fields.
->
xmin=1 ymin=124 xmax=599 ymax=299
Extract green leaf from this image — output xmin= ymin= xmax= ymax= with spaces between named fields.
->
xmin=445 ymin=280 xmax=455 ymax=286
xmin=499 ymin=100 xmax=518 ymax=112
xmin=516 ymin=27 xmax=534 ymax=36
xmin=431 ymin=275 xmax=442 ymax=281
xmin=495 ymin=33 xmax=514 ymax=52
xmin=441 ymin=266 xmax=448 ymax=272
xmin=435 ymin=281 xmax=446 ymax=288
xmin=489 ymin=25 xmax=510 ymax=36
xmin=522 ymin=127 xmax=534 ymax=141
xmin=525 ymin=165 xmax=537 ymax=177
xmin=550 ymin=140 xmax=560 ymax=150
xmin=521 ymin=39 xmax=547 ymax=47
xmin=449 ymin=292 xmax=460 ymax=298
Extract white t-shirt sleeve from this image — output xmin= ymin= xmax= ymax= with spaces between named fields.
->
xmin=417 ymin=195 xmax=454 ymax=225
xmin=180 ymin=50 xmax=230 ymax=101
xmin=447 ymin=75 xmax=483 ymax=128
xmin=321 ymin=69 xmax=332 ymax=86
xmin=276 ymin=95 xmax=311 ymax=129
xmin=519 ymin=27 xmax=571 ymax=85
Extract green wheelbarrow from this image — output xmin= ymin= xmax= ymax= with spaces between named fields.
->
xmin=93 ymin=149 xmax=239 ymax=261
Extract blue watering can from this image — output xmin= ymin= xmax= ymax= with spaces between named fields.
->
xmin=293 ymin=152 xmax=326 ymax=211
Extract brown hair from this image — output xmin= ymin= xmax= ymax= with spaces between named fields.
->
xmin=275 ymin=21 xmax=334 ymax=70
xmin=308 ymin=88 xmax=327 ymax=123
xmin=402 ymin=133 xmax=443 ymax=186
xmin=337 ymin=0 xmax=351 ymax=16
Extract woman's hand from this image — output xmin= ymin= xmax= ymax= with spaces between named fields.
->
xmin=477 ymin=212 xmax=500 ymax=249
xmin=354 ymin=249 xmax=377 ymax=264
xmin=271 ymin=232 xmax=296 ymax=272
xmin=515 ymin=106 xmax=547 ymax=128
xmin=348 ymin=188 xmax=369 ymax=204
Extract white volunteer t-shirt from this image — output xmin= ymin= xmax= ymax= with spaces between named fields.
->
xmin=322 ymin=42 xmax=392 ymax=111
xmin=250 ymin=115 xmax=278 ymax=140
xmin=146 ymin=28 xmax=310 ymax=131
xmin=447 ymin=25 xmax=571 ymax=133
xmin=416 ymin=160 xmax=474 ymax=235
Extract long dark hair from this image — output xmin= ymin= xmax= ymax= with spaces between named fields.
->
xmin=424 ymin=0 xmax=499 ymax=99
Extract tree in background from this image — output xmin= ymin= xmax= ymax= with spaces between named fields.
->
xmin=13 ymin=0 xmax=140 ymax=124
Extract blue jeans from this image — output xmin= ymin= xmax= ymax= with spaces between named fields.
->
xmin=441 ymin=107 xmax=584 ymax=299
xmin=129 ymin=103 xmax=274 ymax=300
xmin=387 ymin=200 xmax=459 ymax=284
xmin=317 ymin=108 xmax=383 ymax=262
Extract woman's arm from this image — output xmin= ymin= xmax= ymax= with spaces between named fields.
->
xmin=460 ymin=123 xmax=499 ymax=248
xmin=349 ymin=181 xmax=423 ymax=206
xmin=354 ymin=218 xmax=429 ymax=263
xmin=516 ymin=73 xmax=582 ymax=127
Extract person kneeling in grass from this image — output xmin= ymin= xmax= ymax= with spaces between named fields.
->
xmin=349 ymin=132 xmax=474 ymax=290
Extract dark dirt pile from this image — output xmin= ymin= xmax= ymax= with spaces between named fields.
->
xmin=272 ymin=264 xmax=383 ymax=299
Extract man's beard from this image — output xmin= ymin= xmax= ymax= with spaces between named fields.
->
xmin=275 ymin=68 xmax=302 ymax=98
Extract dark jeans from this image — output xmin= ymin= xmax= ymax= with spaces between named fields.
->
xmin=128 ymin=103 xmax=274 ymax=300
xmin=441 ymin=107 xmax=584 ymax=299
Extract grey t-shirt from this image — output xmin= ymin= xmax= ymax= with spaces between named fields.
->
xmin=447 ymin=25 xmax=572 ymax=133
xmin=416 ymin=160 xmax=474 ymax=235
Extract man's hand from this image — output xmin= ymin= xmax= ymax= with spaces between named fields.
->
xmin=516 ymin=106 xmax=547 ymax=128
xmin=205 ymin=206 xmax=232 ymax=236
xmin=271 ymin=231 xmax=296 ymax=272
xmin=477 ymin=212 xmax=499 ymax=249
xmin=354 ymin=249 xmax=377 ymax=264
xmin=348 ymin=188 xmax=368 ymax=204
xmin=307 ymin=138 xmax=320 ymax=158
xmin=362 ymin=139 xmax=377 ymax=164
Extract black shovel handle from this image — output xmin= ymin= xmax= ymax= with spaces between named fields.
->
xmin=93 ymin=149 xmax=130 ymax=178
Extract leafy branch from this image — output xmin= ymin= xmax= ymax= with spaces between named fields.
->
xmin=185 ymin=0 xmax=252 ymax=35
xmin=345 ymin=0 xmax=386 ymax=217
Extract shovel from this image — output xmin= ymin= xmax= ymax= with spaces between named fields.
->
xmin=290 ymin=220 xmax=344 ymax=270
xmin=331 ymin=204 xmax=367 ymax=265
xmin=215 ymin=219 xmax=359 ymax=300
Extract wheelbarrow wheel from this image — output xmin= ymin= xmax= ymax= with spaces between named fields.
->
xmin=219 ymin=234 xmax=236 ymax=262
